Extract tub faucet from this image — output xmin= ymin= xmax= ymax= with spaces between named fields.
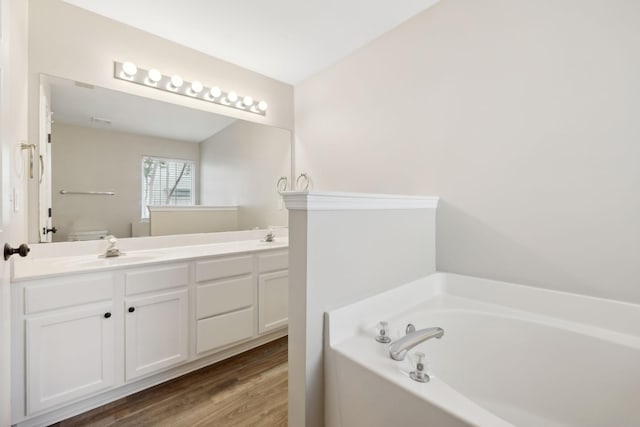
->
xmin=389 ymin=327 xmax=444 ymax=361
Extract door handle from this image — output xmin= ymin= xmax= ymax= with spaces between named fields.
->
xmin=39 ymin=154 xmax=45 ymax=184
xmin=43 ymin=226 xmax=57 ymax=235
xmin=4 ymin=243 xmax=30 ymax=261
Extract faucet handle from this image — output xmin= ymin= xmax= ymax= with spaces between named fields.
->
xmin=409 ymin=351 xmax=430 ymax=383
xmin=375 ymin=321 xmax=391 ymax=343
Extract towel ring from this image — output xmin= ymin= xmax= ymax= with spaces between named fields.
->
xmin=296 ymin=173 xmax=310 ymax=191
xmin=276 ymin=176 xmax=289 ymax=195
xmin=20 ymin=143 xmax=36 ymax=179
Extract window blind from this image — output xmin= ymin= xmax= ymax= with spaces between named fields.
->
xmin=141 ymin=156 xmax=195 ymax=218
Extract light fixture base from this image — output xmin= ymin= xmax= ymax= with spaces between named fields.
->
xmin=113 ymin=61 xmax=267 ymax=116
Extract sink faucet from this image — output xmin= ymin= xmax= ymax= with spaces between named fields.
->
xmin=263 ymin=229 xmax=275 ymax=243
xmin=103 ymin=235 xmax=121 ymax=258
xmin=388 ymin=327 xmax=444 ymax=361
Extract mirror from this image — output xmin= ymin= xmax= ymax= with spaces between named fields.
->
xmin=39 ymin=75 xmax=291 ymax=242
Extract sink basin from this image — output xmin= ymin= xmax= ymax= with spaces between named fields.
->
xmin=61 ymin=253 xmax=158 ymax=268
xmin=256 ymin=240 xmax=286 ymax=247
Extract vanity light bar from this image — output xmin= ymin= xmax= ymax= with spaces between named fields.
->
xmin=113 ymin=61 xmax=268 ymax=116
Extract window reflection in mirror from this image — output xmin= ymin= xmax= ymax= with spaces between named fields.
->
xmin=141 ymin=156 xmax=196 ymax=218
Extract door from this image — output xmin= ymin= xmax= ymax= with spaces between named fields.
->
xmin=38 ymin=77 xmax=53 ymax=242
xmin=1 ymin=0 xmax=29 ymax=424
xmin=0 ymin=0 xmax=8 ymax=417
xmin=125 ymin=289 xmax=189 ymax=381
xmin=26 ymin=303 xmax=116 ymax=414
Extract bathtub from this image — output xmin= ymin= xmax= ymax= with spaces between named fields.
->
xmin=325 ymin=273 xmax=640 ymax=427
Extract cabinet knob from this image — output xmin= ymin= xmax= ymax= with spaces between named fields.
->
xmin=128 ymin=307 xmax=135 ymax=313
xmin=104 ymin=312 xmax=112 ymax=319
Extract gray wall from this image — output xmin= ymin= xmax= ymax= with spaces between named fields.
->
xmin=28 ymin=0 xmax=294 ymax=241
xmin=200 ymin=120 xmax=291 ymax=230
xmin=1 ymin=0 xmax=29 ymax=423
xmin=295 ymin=0 xmax=640 ymax=303
xmin=52 ymin=123 xmax=199 ymax=240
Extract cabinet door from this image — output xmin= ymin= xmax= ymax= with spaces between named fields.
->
xmin=26 ymin=303 xmax=115 ymax=414
xmin=125 ymin=289 xmax=189 ymax=381
xmin=258 ymin=270 xmax=288 ymax=334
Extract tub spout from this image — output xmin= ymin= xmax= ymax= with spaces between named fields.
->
xmin=389 ymin=327 xmax=444 ymax=361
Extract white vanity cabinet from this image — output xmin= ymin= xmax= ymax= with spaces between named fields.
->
xmin=124 ymin=264 xmax=189 ymax=381
xmin=12 ymin=246 xmax=288 ymax=427
xmin=257 ymin=251 xmax=289 ymax=333
xmin=21 ymin=273 xmax=116 ymax=415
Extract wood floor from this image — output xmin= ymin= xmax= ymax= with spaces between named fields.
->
xmin=51 ymin=337 xmax=288 ymax=427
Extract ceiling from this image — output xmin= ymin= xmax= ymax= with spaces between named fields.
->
xmin=49 ymin=75 xmax=237 ymax=143
xmin=62 ymin=0 xmax=440 ymax=84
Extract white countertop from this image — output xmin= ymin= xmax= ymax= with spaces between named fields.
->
xmin=12 ymin=238 xmax=288 ymax=282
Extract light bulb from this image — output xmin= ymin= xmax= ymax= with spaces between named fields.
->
xmin=191 ymin=81 xmax=203 ymax=94
xmin=209 ymin=86 xmax=222 ymax=98
xmin=147 ymin=68 xmax=162 ymax=84
xmin=242 ymin=96 xmax=254 ymax=107
xmin=122 ymin=62 xmax=137 ymax=78
xmin=257 ymin=101 xmax=268 ymax=112
xmin=227 ymin=91 xmax=238 ymax=103
xmin=170 ymin=75 xmax=183 ymax=89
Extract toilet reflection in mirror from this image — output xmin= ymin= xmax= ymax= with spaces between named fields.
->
xmin=36 ymin=75 xmax=292 ymax=243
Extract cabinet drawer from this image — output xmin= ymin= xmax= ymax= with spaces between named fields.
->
xmin=258 ymin=251 xmax=288 ymax=273
xmin=195 ymin=255 xmax=253 ymax=283
xmin=25 ymin=274 xmax=113 ymax=314
xmin=197 ymin=276 xmax=254 ymax=319
xmin=125 ymin=264 xmax=189 ymax=296
xmin=196 ymin=308 xmax=254 ymax=354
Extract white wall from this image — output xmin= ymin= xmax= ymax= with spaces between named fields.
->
xmin=28 ymin=0 xmax=294 ymax=241
xmin=51 ymin=123 xmax=199 ymax=240
xmin=284 ymin=192 xmax=438 ymax=427
xmin=200 ymin=120 xmax=291 ymax=230
xmin=295 ymin=0 xmax=640 ymax=303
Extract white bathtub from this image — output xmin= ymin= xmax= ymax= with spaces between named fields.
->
xmin=325 ymin=273 xmax=640 ymax=427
